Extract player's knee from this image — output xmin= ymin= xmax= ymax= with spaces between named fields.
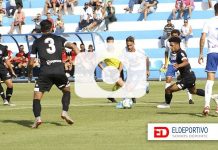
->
xmin=165 ymin=88 xmax=171 ymax=94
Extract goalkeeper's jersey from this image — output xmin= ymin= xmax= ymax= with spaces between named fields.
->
xmin=104 ymin=58 xmax=121 ymax=68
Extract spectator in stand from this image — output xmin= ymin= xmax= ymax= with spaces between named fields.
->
xmin=160 ymin=19 xmax=175 ymax=48
xmin=13 ymin=45 xmax=28 ymax=78
xmin=104 ymin=1 xmax=117 ymax=31
xmin=8 ymin=5 xmax=25 ymax=34
xmin=181 ymin=19 xmax=193 ymax=47
xmin=15 ymin=0 xmax=23 ymax=8
xmin=46 ymin=12 xmax=55 ymax=32
xmin=138 ymin=0 xmax=158 ymax=21
xmin=124 ymin=0 xmax=141 ymax=13
xmin=57 ymin=0 xmax=68 ymax=15
xmin=80 ymin=43 xmax=86 ymax=52
xmin=31 ymin=13 xmax=42 ymax=33
xmin=84 ymin=1 xmax=105 ymax=31
xmin=66 ymin=0 xmax=78 ymax=14
xmin=172 ymin=0 xmax=185 ymax=20
xmin=44 ymin=0 xmax=58 ymax=15
xmin=62 ymin=49 xmax=72 ymax=78
xmin=184 ymin=0 xmax=194 ymax=19
xmin=55 ymin=14 xmax=65 ymax=34
xmin=0 ymin=2 xmax=5 ymax=26
xmin=78 ymin=2 xmax=93 ymax=31
xmin=6 ymin=0 xmax=16 ymax=18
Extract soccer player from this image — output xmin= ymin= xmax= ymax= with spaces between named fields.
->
xmin=0 ymin=44 xmax=16 ymax=105
xmin=125 ymin=36 xmax=150 ymax=103
xmin=98 ymin=36 xmax=124 ymax=103
xmin=162 ymin=29 xmax=194 ymax=104
xmin=29 ymin=19 xmax=79 ymax=128
xmin=198 ymin=3 xmax=218 ymax=116
xmin=157 ymin=36 xmax=205 ymax=108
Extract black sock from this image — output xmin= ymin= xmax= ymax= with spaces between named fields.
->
xmin=196 ymin=89 xmax=205 ymax=96
xmin=21 ymin=66 xmax=25 ymax=76
xmin=62 ymin=91 xmax=71 ymax=111
xmin=33 ymin=99 xmax=41 ymax=117
xmin=0 ymin=84 xmax=5 ymax=100
xmin=165 ymin=93 xmax=172 ymax=104
xmin=6 ymin=87 xmax=13 ymax=102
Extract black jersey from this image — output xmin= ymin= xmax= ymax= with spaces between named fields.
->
xmin=0 ymin=44 xmax=8 ymax=66
xmin=176 ymin=49 xmax=193 ymax=78
xmin=31 ymin=33 xmax=67 ymax=75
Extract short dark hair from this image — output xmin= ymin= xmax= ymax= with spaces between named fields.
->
xmin=171 ymin=29 xmax=180 ymax=36
xmin=168 ymin=36 xmax=181 ymax=43
xmin=106 ymin=36 xmax=114 ymax=42
xmin=40 ymin=20 xmax=52 ymax=32
xmin=126 ymin=36 xmax=135 ymax=43
xmin=215 ymin=2 xmax=218 ymax=14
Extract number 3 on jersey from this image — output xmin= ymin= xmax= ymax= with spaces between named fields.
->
xmin=45 ymin=38 xmax=56 ymax=54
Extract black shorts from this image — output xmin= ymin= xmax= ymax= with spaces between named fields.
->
xmin=0 ymin=66 xmax=11 ymax=81
xmin=176 ymin=72 xmax=196 ymax=90
xmin=34 ymin=74 xmax=70 ymax=92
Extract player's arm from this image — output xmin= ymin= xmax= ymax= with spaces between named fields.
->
xmin=118 ymin=62 xmax=123 ymax=72
xmin=164 ymin=47 xmax=169 ymax=69
xmin=65 ymin=42 xmax=80 ymax=55
xmin=146 ymin=56 xmax=150 ymax=78
xmin=28 ymin=41 xmax=37 ymax=77
xmin=198 ymin=32 xmax=206 ymax=64
xmin=173 ymin=52 xmax=189 ymax=69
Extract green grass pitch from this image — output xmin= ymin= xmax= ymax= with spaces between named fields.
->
xmin=0 ymin=80 xmax=218 ymax=150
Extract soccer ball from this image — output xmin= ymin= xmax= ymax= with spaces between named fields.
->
xmin=122 ymin=98 xmax=133 ymax=109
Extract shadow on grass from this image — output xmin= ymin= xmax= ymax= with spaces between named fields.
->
xmin=157 ymin=112 xmax=218 ymax=118
xmin=1 ymin=120 xmax=66 ymax=128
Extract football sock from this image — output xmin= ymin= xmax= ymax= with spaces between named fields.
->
xmin=62 ymin=91 xmax=71 ymax=111
xmin=196 ymin=89 xmax=205 ymax=97
xmin=0 ymin=84 xmax=5 ymax=100
xmin=6 ymin=87 xmax=13 ymax=102
xmin=205 ymin=80 xmax=214 ymax=107
xmin=165 ymin=83 xmax=171 ymax=89
xmin=33 ymin=99 xmax=41 ymax=117
xmin=21 ymin=66 xmax=26 ymax=76
xmin=186 ymin=89 xmax=192 ymax=100
xmin=165 ymin=93 xmax=172 ymax=104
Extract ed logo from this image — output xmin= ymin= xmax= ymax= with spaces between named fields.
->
xmin=154 ymin=127 xmax=169 ymax=138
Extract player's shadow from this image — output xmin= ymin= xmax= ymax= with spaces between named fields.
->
xmin=157 ymin=112 xmax=218 ymax=118
xmin=1 ymin=120 xmax=66 ymax=128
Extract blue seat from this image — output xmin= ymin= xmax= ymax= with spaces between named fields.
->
xmin=150 ymin=60 xmax=163 ymax=81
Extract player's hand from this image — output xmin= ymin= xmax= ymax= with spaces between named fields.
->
xmin=173 ymin=63 xmax=180 ymax=69
xmin=12 ymin=73 xmax=17 ymax=78
xmin=146 ymin=71 xmax=150 ymax=78
xmin=198 ymin=55 xmax=204 ymax=64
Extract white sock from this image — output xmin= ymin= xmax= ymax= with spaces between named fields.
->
xmin=165 ymin=83 xmax=171 ymax=89
xmin=205 ymin=80 xmax=214 ymax=107
xmin=186 ymin=89 xmax=192 ymax=100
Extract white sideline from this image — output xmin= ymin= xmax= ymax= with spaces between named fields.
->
xmin=0 ymin=101 xmax=191 ymax=111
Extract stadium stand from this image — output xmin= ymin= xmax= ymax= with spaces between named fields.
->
xmin=0 ymin=0 xmax=218 ymax=80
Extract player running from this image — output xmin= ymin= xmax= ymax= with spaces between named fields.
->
xmin=198 ymin=2 xmax=218 ymax=116
xmin=162 ymin=29 xmax=194 ymax=104
xmin=0 ymin=44 xmax=16 ymax=105
xmin=29 ymin=19 xmax=79 ymax=128
xmin=157 ymin=36 xmax=205 ymax=108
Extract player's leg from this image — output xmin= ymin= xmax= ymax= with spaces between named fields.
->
xmin=0 ymin=83 xmax=6 ymax=103
xmin=61 ymin=86 xmax=74 ymax=125
xmin=186 ymin=89 xmax=194 ymax=104
xmin=203 ymin=53 xmax=217 ymax=115
xmin=55 ymin=75 xmax=74 ymax=125
xmin=4 ymin=79 xmax=14 ymax=105
xmin=32 ymin=75 xmax=52 ymax=128
xmin=32 ymin=91 xmax=44 ymax=128
xmin=157 ymin=83 xmax=181 ymax=108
